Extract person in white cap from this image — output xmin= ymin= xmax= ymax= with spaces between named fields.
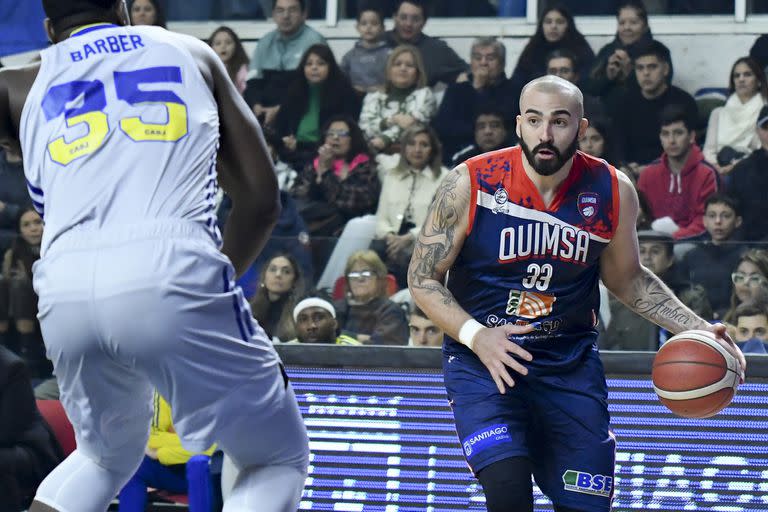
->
xmin=290 ymin=297 xmax=360 ymax=345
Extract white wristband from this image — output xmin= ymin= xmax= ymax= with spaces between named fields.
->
xmin=458 ymin=319 xmax=484 ymax=351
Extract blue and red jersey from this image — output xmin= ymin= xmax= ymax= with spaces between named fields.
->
xmin=446 ymin=146 xmax=620 ymax=368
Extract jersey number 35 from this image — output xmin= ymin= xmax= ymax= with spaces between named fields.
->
xmin=41 ymin=66 xmax=188 ymax=166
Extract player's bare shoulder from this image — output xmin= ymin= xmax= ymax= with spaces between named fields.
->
xmin=157 ymin=28 xmax=223 ymax=90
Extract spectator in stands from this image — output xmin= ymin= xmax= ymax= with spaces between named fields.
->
xmin=275 ymin=44 xmax=361 ymax=168
xmin=250 ymin=253 xmax=306 ymax=342
xmin=638 ymin=104 xmax=718 ymax=241
xmin=601 ymin=230 xmax=683 ymax=350
xmin=679 ymin=194 xmax=745 ymax=319
xmin=290 ymin=296 xmax=360 ymax=344
xmin=678 ymin=285 xmax=714 ymax=322
xmin=293 ymin=115 xmax=380 ymax=237
xmin=128 ymin=0 xmax=166 ymax=27
xmin=545 ymin=50 xmax=607 ymax=120
xmin=433 ymin=37 xmax=520 ymax=163
xmin=703 ymin=57 xmax=768 ymax=175
xmin=409 ymin=306 xmax=443 ymax=347
xmin=450 ymin=108 xmax=510 ymax=167
xmin=511 ymin=4 xmax=594 ymax=87
xmin=727 ymin=106 xmax=768 ymax=242
xmin=247 ymin=0 xmax=327 ymax=126
xmin=0 ymin=345 xmax=61 ymax=512
xmin=359 ymin=45 xmax=436 ymax=154
xmin=750 ymin=34 xmax=768 ymax=77
xmin=385 ymin=0 xmax=469 ymax=86
xmin=263 ymin=126 xmax=298 ymax=192
xmin=0 ymin=144 xmax=28 ymax=253
xmin=208 ymin=26 xmax=249 ymax=95
xmin=118 ymin=391 xmax=216 ymax=512
xmin=609 ymin=40 xmax=697 ymax=167
xmin=578 ymin=116 xmax=625 ymax=168
xmin=341 ymin=4 xmax=390 ymax=95
xmin=585 ymin=0 xmax=653 ymax=99
xmin=732 ymin=301 xmax=768 ymax=353
xmin=723 ymin=249 xmax=768 ymax=324
xmin=1 ymin=208 xmax=48 ymax=378
xmin=333 ymin=250 xmax=409 ymax=345
xmin=373 ymin=124 xmax=447 ymax=287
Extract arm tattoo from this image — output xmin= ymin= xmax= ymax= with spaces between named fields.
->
xmin=408 ymin=170 xmax=464 ymax=307
xmin=629 ymin=268 xmax=707 ymax=333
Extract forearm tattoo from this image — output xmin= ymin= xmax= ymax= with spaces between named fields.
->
xmin=629 ymin=268 xmax=706 ymax=333
xmin=408 ymin=171 xmax=464 ymax=307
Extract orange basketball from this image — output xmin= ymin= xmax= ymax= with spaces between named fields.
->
xmin=652 ymin=330 xmax=741 ymax=418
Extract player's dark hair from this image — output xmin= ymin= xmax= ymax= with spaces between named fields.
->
xmin=705 ymin=193 xmax=741 ymax=216
xmin=356 ymin=0 xmax=385 ymax=23
xmin=272 ymin=0 xmax=306 ymax=11
xmin=43 ymin=0 xmax=123 ymax=33
xmin=411 ymin=306 xmax=428 ymax=319
xmin=128 ymin=0 xmax=166 ymax=27
xmin=727 ymin=56 xmax=768 ymax=101
xmin=394 ymin=0 xmax=428 ymax=21
xmin=635 ymin=39 xmax=671 ymax=64
xmin=617 ymin=0 xmax=648 ymax=26
xmin=658 ymin=103 xmax=694 ymax=132
xmin=208 ymin=26 xmax=250 ymax=84
xmin=545 ymin=48 xmax=578 ymax=71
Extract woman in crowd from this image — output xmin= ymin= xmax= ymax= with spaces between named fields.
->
xmin=578 ymin=116 xmax=625 ymax=166
xmin=292 ymin=115 xmax=380 ymax=238
xmin=373 ymin=124 xmax=447 ymax=287
xmin=1 ymin=208 xmax=48 ymax=378
xmin=703 ymin=57 xmax=768 ymax=175
xmin=208 ymin=26 xmax=250 ymax=95
xmin=333 ymin=250 xmax=408 ymax=345
xmin=723 ymin=249 xmax=768 ymax=324
xmin=250 ymin=253 xmax=305 ymax=343
xmin=128 ymin=0 xmax=166 ymax=27
xmin=359 ymin=45 xmax=436 ymax=154
xmin=511 ymin=4 xmax=594 ymax=86
xmin=585 ymin=0 xmax=653 ymax=98
xmin=274 ymin=44 xmax=361 ymax=169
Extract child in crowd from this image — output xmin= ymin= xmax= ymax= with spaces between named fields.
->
xmin=341 ymin=4 xmax=390 ymax=95
xmin=208 ymin=26 xmax=250 ymax=95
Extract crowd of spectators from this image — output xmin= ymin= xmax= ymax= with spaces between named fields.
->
xmin=3 ymin=0 xmax=768 ymax=410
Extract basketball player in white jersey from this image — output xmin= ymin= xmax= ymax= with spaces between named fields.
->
xmin=0 ymin=1 xmax=309 ymax=511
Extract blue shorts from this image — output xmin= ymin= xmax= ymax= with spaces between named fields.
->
xmin=443 ymin=347 xmax=616 ymax=512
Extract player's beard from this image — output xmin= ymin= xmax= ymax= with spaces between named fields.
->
xmin=519 ymin=132 xmax=580 ymax=176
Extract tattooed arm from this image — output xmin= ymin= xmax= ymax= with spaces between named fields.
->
xmin=408 ymin=164 xmax=533 ymax=394
xmin=407 ymin=164 xmax=472 ymax=333
xmin=601 ymin=171 xmax=710 ymax=333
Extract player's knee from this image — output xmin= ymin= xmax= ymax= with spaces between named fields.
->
xmin=477 ymin=457 xmax=534 ymax=512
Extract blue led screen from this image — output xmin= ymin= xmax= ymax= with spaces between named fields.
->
xmin=286 ymin=367 xmax=768 ymax=512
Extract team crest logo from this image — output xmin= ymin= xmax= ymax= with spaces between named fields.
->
xmin=506 ymin=290 xmax=556 ymax=319
xmin=578 ymin=193 xmax=599 ymax=221
xmin=494 ymin=188 xmax=509 ymax=204
xmin=463 ymin=441 xmax=472 ymax=456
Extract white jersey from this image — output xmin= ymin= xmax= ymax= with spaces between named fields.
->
xmin=20 ymin=24 xmax=220 ymax=255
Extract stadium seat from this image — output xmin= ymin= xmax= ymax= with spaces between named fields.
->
xmin=36 ymin=399 xmax=76 ymax=457
xmin=332 ymin=274 xmax=399 ymax=300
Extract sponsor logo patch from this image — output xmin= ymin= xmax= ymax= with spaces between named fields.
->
xmin=494 ymin=188 xmax=509 ymax=204
xmin=578 ymin=192 xmax=599 ymax=222
xmin=461 ymin=424 xmax=512 ymax=458
xmin=562 ymin=470 xmax=613 ymax=498
xmin=506 ymin=290 xmax=556 ymax=319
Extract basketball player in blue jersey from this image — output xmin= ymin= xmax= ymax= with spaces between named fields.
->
xmin=408 ymin=75 xmax=746 ymax=512
xmin=0 ymin=1 xmax=309 ymax=511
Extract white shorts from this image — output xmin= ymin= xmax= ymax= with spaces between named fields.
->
xmin=34 ymin=221 xmax=309 ymax=472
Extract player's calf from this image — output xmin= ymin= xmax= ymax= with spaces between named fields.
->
xmin=477 ymin=456 xmax=534 ymax=512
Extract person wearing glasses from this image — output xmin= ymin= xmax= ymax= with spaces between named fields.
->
xmin=723 ymin=249 xmax=768 ymax=324
xmin=246 ymin=0 xmax=327 ymax=126
xmin=333 ymin=250 xmax=408 ymax=345
xmin=385 ymin=0 xmax=468 ymax=87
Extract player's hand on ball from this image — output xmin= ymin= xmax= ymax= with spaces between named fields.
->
xmin=472 ymin=323 xmax=534 ymax=394
xmin=706 ymin=323 xmax=746 ymax=383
